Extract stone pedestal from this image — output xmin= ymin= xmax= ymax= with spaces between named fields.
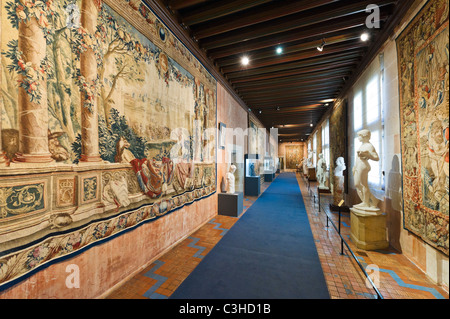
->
xmin=307 ymin=167 xmax=316 ymax=181
xmin=218 ymin=192 xmax=243 ymax=217
xmin=318 ymin=186 xmax=331 ymax=194
xmin=350 ymin=207 xmax=388 ymax=250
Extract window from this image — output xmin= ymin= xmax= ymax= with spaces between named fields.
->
xmin=322 ymin=119 xmax=330 ymax=170
xmin=352 ymin=54 xmax=384 ymax=189
xmin=353 ymin=91 xmax=363 ymax=131
xmin=313 ymin=132 xmax=317 ymax=167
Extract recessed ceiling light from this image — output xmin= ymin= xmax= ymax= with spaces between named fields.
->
xmin=361 ymin=32 xmax=369 ymax=42
xmin=276 ymin=46 xmax=283 ymax=54
xmin=259 ymin=110 xmax=262 ymax=114
xmin=241 ymin=56 xmax=249 ymax=66
xmin=310 ymin=123 xmax=313 ymax=127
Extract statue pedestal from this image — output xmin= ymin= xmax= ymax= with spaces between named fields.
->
xmin=307 ymin=167 xmax=316 ymax=181
xmin=218 ymin=192 xmax=243 ymax=217
xmin=318 ymin=186 xmax=331 ymax=193
xmin=350 ymin=207 xmax=388 ymax=250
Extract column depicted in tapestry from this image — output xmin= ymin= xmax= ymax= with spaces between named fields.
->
xmin=13 ymin=13 xmax=52 ymax=163
xmin=0 ymin=6 xmax=7 ymax=167
xmin=79 ymin=0 xmax=102 ymax=162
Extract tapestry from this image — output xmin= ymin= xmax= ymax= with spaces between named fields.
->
xmin=397 ymin=0 xmax=449 ymax=255
xmin=0 ymin=0 xmax=216 ymax=289
xmin=329 ymin=99 xmax=348 ymax=193
xmin=285 ymin=145 xmax=302 ymax=169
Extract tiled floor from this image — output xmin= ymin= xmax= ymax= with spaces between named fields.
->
xmin=105 ymin=172 xmax=448 ymax=299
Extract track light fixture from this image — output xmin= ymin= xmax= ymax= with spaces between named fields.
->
xmin=317 ymin=39 xmax=325 ymax=52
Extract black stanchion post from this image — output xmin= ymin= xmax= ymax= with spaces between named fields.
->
xmin=339 ymin=205 xmax=344 ymax=255
xmin=318 ymin=190 xmax=320 ymax=212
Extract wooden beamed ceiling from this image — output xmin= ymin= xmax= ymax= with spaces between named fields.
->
xmin=158 ymin=0 xmax=406 ymax=141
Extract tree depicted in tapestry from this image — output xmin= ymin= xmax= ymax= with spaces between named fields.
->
xmin=0 ymin=0 xmax=216 ymax=289
xmin=397 ymin=0 xmax=448 ymax=255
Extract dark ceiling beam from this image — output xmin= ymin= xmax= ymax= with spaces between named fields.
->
xmin=242 ymin=87 xmax=338 ymax=100
xmin=244 ymin=92 xmax=339 ymax=105
xmin=167 ymin=0 xmax=209 ymax=10
xmin=226 ymin=53 xmax=362 ymax=80
xmin=232 ymin=70 xmax=350 ymax=88
xmin=230 ymin=64 xmax=355 ymax=85
xmin=246 ymin=98 xmax=338 ymax=109
xmin=200 ymin=0 xmax=394 ymax=50
xmin=215 ymin=30 xmax=367 ymax=67
xmin=180 ymin=0 xmax=272 ymax=26
xmin=206 ymin=13 xmax=385 ymax=59
xmin=191 ymin=0 xmax=340 ymax=38
xmin=221 ymin=41 xmax=367 ymax=74
xmin=259 ymin=105 xmax=325 ymax=114
xmin=236 ymin=79 xmax=343 ymax=94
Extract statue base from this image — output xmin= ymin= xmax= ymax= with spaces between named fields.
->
xmin=350 ymin=207 xmax=388 ymax=250
xmin=318 ymin=186 xmax=331 ymax=193
xmin=218 ymin=192 xmax=244 ymax=217
xmin=329 ymin=203 xmax=350 ymax=212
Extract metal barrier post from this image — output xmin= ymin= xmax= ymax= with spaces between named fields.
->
xmin=339 ymin=206 xmax=344 ymax=255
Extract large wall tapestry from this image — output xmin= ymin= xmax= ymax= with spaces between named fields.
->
xmin=0 ymin=0 xmax=217 ymax=289
xmin=397 ymin=0 xmax=448 ymax=255
xmin=329 ymin=99 xmax=348 ymax=193
xmin=285 ymin=145 xmax=302 ymax=169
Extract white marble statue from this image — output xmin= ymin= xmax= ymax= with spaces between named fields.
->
xmin=306 ymin=150 xmax=314 ymax=167
xmin=317 ymin=153 xmax=328 ymax=188
xmin=227 ymin=164 xmax=236 ymax=194
xmin=302 ymin=157 xmax=308 ymax=173
xmin=334 ymin=157 xmax=346 ymax=177
xmin=333 ymin=157 xmax=346 ymax=206
xmin=352 ymin=129 xmax=380 ymax=210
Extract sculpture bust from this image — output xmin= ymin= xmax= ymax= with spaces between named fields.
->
xmin=352 ymin=129 xmax=380 ymax=210
xmin=227 ymin=164 xmax=236 ymax=194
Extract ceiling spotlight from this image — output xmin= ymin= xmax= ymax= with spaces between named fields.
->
xmin=317 ymin=39 xmax=325 ymax=52
xmin=276 ymin=106 xmax=280 ymax=111
xmin=241 ymin=56 xmax=249 ymax=66
xmin=324 ymin=103 xmax=329 ymax=107
xmin=310 ymin=123 xmax=313 ymax=127
xmin=361 ymin=32 xmax=369 ymax=42
xmin=276 ymin=46 xmax=283 ymax=54
xmin=259 ymin=109 xmax=262 ymax=114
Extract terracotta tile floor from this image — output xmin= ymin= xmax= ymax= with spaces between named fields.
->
xmin=105 ymin=172 xmax=448 ymax=299
xmin=296 ymin=173 xmax=448 ymax=300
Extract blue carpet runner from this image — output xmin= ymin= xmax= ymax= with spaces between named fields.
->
xmin=170 ymin=172 xmax=330 ymax=299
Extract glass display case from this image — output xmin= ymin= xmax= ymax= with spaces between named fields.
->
xmin=263 ymin=155 xmax=275 ymax=182
xmin=263 ymin=156 xmax=274 ymax=173
xmin=244 ymin=154 xmax=260 ymax=196
xmin=245 ymin=154 xmax=259 ymax=177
